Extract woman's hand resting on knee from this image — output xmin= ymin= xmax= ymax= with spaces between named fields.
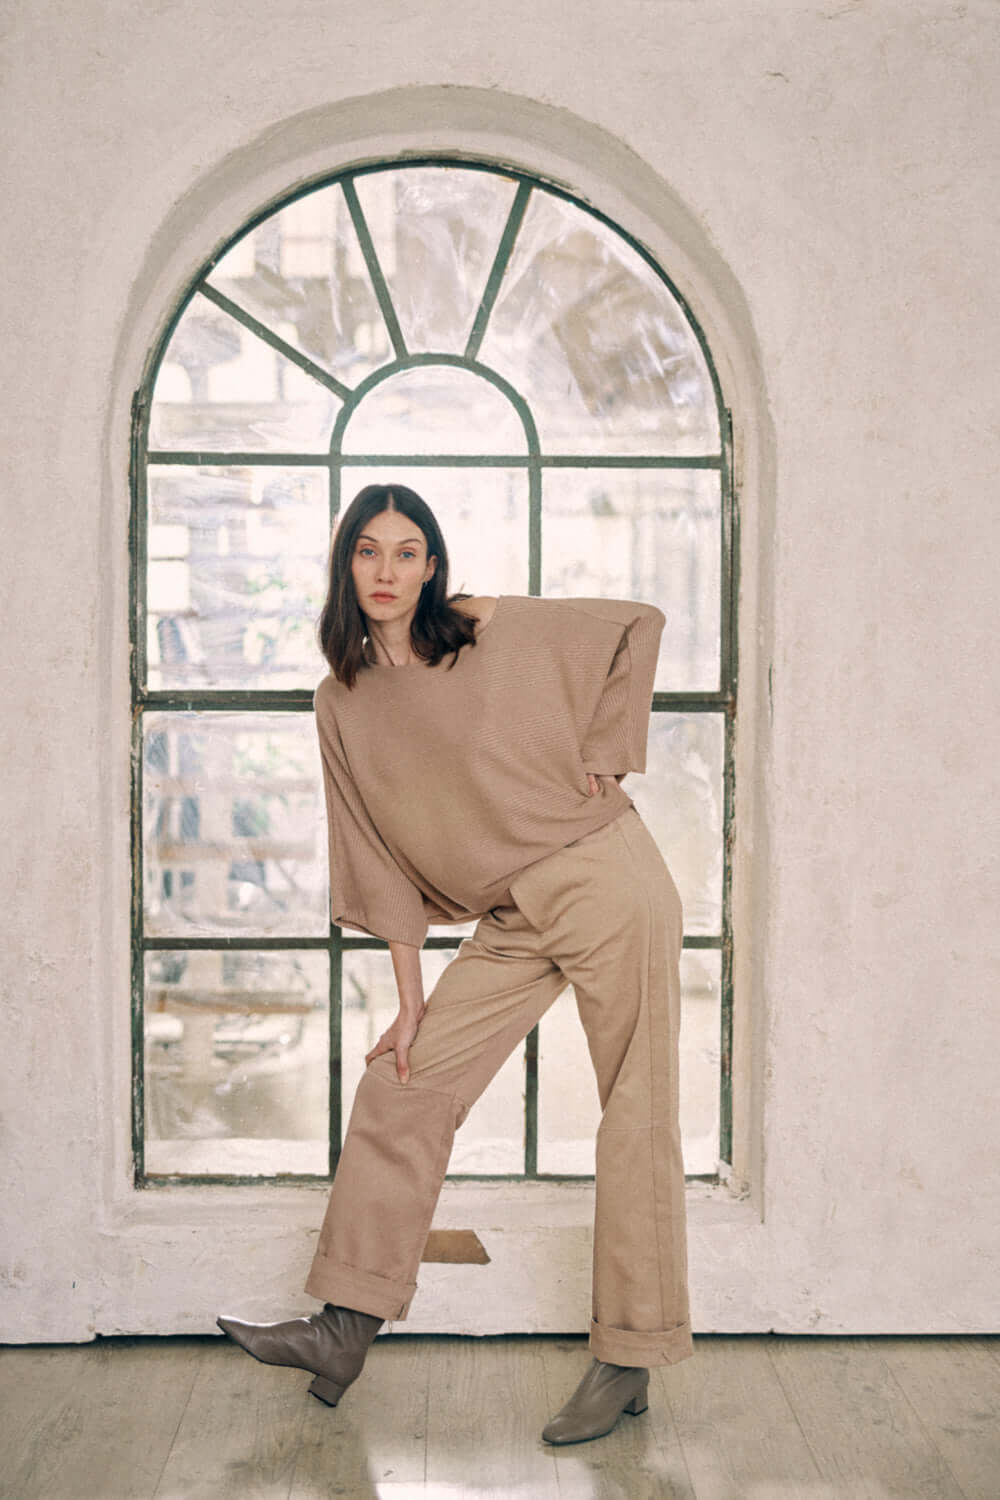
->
xmin=365 ymin=1001 xmax=427 ymax=1085
xmin=367 ymin=941 xmax=427 ymax=1084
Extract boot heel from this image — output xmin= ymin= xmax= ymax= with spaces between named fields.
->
xmin=624 ymin=1392 xmax=648 ymax=1416
xmin=308 ymin=1373 xmax=347 ymax=1406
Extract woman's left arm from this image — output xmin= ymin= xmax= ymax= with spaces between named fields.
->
xmin=576 ymin=600 xmax=665 ymax=779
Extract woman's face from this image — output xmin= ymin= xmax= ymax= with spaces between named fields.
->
xmin=351 ymin=507 xmax=437 ymax=625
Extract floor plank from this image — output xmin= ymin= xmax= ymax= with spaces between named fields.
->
xmin=881 ymin=1335 xmax=1000 ymax=1500
xmin=152 ymin=1336 xmax=306 ymax=1500
xmin=657 ymin=1334 xmax=834 ymax=1500
xmin=423 ymin=1335 xmax=559 ymax=1496
xmin=0 ymin=1336 xmax=198 ymax=1500
xmin=768 ymin=1335 xmax=968 ymax=1500
xmin=289 ymin=1335 xmax=429 ymax=1495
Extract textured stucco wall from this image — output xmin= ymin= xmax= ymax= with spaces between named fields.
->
xmin=1 ymin=0 xmax=998 ymax=1341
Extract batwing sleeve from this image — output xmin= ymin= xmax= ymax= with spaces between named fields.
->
xmin=570 ymin=599 xmax=666 ymax=777
xmin=314 ymin=681 xmax=428 ymax=948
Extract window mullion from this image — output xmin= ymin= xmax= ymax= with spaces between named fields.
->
xmin=524 ymin=1026 xmax=539 ymax=1177
xmin=341 ymin=177 xmax=408 ymax=360
xmin=329 ymin=923 xmax=343 ymax=1177
xmin=464 ymin=179 xmax=532 ymax=361
xmin=198 ymin=282 xmax=352 ymax=401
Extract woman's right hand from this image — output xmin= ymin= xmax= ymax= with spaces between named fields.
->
xmin=365 ymin=1001 xmax=428 ymax=1085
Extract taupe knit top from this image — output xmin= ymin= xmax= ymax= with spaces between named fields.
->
xmin=314 ymin=594 xmax=665 ymax=947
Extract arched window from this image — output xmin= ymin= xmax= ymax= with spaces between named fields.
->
xmin=132 ymin=160 xmax=735 ymax=1185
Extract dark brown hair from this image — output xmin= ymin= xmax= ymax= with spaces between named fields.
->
xmin=317 ymin=483 xmax=480 ymax=689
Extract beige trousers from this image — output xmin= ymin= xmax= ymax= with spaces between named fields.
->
xmin=303 ymin=803 xmax=694 ymax=1368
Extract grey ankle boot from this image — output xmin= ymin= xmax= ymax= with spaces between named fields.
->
xmin=216 ymin=1303 xmax=385 ymax=1406
xmin=542 ymin=1357 xmax=649 ymax=1444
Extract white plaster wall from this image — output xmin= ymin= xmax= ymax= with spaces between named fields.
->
xmin=2 ymin=0 xmax=998 ymax=1341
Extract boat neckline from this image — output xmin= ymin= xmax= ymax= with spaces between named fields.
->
xmin=366 ymin=594 xmax=506 ymax=668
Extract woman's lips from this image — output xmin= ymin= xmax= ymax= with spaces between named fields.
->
xmin=371 ymin=593 xmax=397 ymax=600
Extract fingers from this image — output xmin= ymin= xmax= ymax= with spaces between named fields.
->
xmin=364 ymin=1033 xmax=391 ymax=1068
xmin=365 ymin=1004 xmax=428 ymax=1081
xmin=363 ymin=1030 xmax=412 ymax=1083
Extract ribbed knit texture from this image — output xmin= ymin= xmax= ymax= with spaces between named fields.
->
xmin=314 ymin=594 xmax=666 ymax=947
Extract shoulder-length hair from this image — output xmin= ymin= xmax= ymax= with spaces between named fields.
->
xmin=317 ymin=483 xmax=480 ymax=689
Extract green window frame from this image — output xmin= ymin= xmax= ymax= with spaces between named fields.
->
xmin=130 ymin=158 xmax=737 ymax=1187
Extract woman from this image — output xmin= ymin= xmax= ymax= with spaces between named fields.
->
xmin=218 ymin=483 xmax=694 ymax=1445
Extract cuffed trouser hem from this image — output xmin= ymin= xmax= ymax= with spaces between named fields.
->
xmin=588 ymin=1315 xmax=695 ymax=1368
xmin=303 ymin=1255 xmax=416 ymax=1321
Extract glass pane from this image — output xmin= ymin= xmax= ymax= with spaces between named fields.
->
xmin=342 ymin=467 xmax=530 ymax=596
xmin=541 ymin=468 xmax=721 ymax=692
xmin=205 ymin=182 xmax=392 ymax=385
xmin=342 ymin=366 xmax=527 ymax=456
xmin=146 ymin=466 xmax=329 ymax=691
xmin=536 ymin=986 xmax=599 ymax=1175
xmin=536 ymin=949 xmax=720 ymax=1177
xmin=143 ymin=947 xmax=328 ymax=1176
xmin=149 ymin=291 xmax=339 ymax=452
xmin=341 ymin=948 xmax=525 ymax=1174
xmin=143 ymin=711 xmax=328 ymax=939
xmin=677 ymin=948 xmax=721 ymax=1175
xmin=353 ymin=166 xmax=519 ymax=354
xmin=480 ymin=187 xmax=719 ymax=455
xmin=628 ymin=713 xmax=725 ymax=936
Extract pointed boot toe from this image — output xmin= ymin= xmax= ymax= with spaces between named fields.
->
xmin=216 ymin=1304 xmax=384 ymax=1405
xmin=215 ymin=1311 xmax=314 ymax=1366
xmin=215 ymin=1314 xmax=272 ymax=1360
xmin=542 ymin=1358 xmax=649 ymax=1445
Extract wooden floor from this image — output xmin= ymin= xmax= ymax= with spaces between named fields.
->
xmin=1 ymin=1333 xmax=998 ymax=1499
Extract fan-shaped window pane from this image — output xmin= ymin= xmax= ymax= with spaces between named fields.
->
xmin=353 ymin=166 xmax=519 ymax=354
xmin=149 ymin=293 xmax=339 ymax=452
xmin=342 ymin=366 xmax=528 ymax=456
xmin=205 ymin=184 xmax=392 ymax=384
xmin=540 ymin=468 xmax=721 ymax=692
xmin=480 ymin=188 xmax=718 ymax=455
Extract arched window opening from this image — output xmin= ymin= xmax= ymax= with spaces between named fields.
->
xmin=132 ymin=160 xmax=735 ymax=1186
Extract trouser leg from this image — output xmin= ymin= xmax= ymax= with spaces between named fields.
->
xmin=507 ymin=805 xmax=694 ymax=1367
xmin=303 ymin=903 xmax=567 ymax=1319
